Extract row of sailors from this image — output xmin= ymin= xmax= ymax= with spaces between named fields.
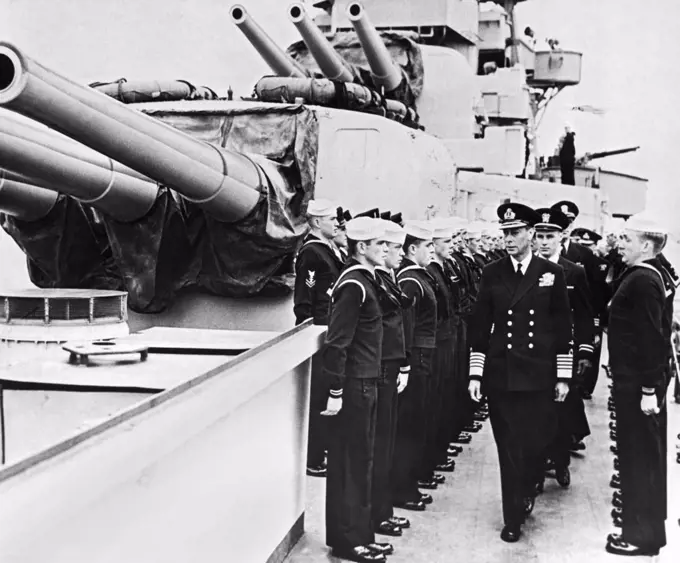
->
xmin=292 ymin=197 xmax=631 ymax=561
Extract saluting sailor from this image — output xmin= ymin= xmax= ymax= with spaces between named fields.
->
xmin=468 ymin=203 xmax=573 ymax=543
xmin=392 ymin=222 xmax=438 ymax=511
xmin=371 ymin=217 xmax=412 ymax=538
xmin=322 ymin=217 xmax=393 ymax=563
xmin=605 ymin=215 xmax=672 ymax=557
xmin=534 ymin=207 xmax=595 ymax=489
xmin=294 ymin=198 xmax=346 ymax=477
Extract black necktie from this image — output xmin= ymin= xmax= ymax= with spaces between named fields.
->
xmin=516 ymin=263 xmax=523 ymax=278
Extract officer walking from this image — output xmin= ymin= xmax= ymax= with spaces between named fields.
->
xmin=294 ymin=199 xmax=346 ymax=477
xmin=468 ymin=202 xmax=573 ymax=543
xmin=606 ymin=216 xmax=671 ymax=557
xmin=322 ymin=217 xmax=392 ymax=563
xmin=534 ymin=208 xmax=595 ymax=488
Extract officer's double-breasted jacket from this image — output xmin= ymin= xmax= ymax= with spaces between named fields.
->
xmin=558 ymin=256 xmax=595 ymax=359
xmin=468 ymin=255 xmax=573 ymax=392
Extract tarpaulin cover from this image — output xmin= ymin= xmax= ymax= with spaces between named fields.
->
xmin=0 ymin=105 xmax=318 ymax=313
xmin=286 ymin=30 xmax=424 ymax=108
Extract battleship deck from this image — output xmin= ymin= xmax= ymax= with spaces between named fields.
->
xmin=288 ymin=360 xmax=680 ymax=563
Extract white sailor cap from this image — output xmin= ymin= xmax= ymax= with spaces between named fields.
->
xmin=346 ymin=217 xmax=386 ymax=242
xmin=379 ymin=220 xmax=406 ymax=245
xmin=624 ymin=215 xmax=669 ymax=236
xmin=404 ymin=221 xmax=434 ymax=241
xmin=429 ymin=219 xmax=455 ymax=239
xmin=306 ymin=198 xmax=338 ymax=217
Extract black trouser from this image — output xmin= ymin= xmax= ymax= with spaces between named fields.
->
xmin=326 ymin=377 xmax=378 ymax=551
xmin=612 ymin=381 xmax=667 ymax=550
xmin=371 ymin=361 xmax=400 ymax=526
xmin=487 ymin=389 xmax=557 ymax=528
xmin=434 ymin=335 xmax=456 ymax=464
xmin=391 ymin=347 xmax=433 ymax=503
xmin=307 ymin=350 xmax=329 ymax=468
xmin=547 ymin=383 xmax=590 ymax=469
xmin=583 ymin=329 xmax=604 ymax=394
xmin=420 ymin=340 xmax=448 ymax=479
xmin=451 ymin=320 xmax=472 ymax=438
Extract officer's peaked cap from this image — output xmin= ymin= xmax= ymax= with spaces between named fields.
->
xmin=550 ymin=200 xmax=580 ymax=221
xmin=355 ymin=208 xmax=380 ymax=219
xmin=571 ymin=227 xmax=601 ymax=244
xmin=534 ymin=207 xmax=570 ymax=232
xmin=497 ymin=203 xmax=540 ymax=230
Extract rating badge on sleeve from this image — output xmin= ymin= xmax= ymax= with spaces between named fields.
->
xmin=306 ymin=270 xmax=316 ymax=288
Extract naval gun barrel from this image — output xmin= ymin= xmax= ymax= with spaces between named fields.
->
xmin=0 ymin=131 xmax=159 ymax=222
xmin=583 ymin=146 xmax=640 ymax=161
xmin=0 ymin=42 xmax=266 ymax=223
xmin=0 ymin=170 xmax=58 ymax=221
xmin=346 ymin=2 xmax=403 ymax=92
xmin=0 ymin=113 xmax=150 ymax=182
xmin=230 ymin=4 xmax=308 ymax=78
xmin=288 ymin=2 xmax=354 ymax=82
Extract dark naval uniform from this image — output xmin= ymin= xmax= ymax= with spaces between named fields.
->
xmin=469 ymin=254 xmax=572 ymax=529
xmin=547 ymin=256 xmax=594 ymax=473
xmin=323 ymin=260 xmax=383 ymax=552
xmin=608 ymin=260 xmax=670 ymax=552
xmin=372 ymin=267 xmax=409 ymax=529
xmin=294 ymin=233 xmax=345 ymax=469
xmin=392 ymin=259 xmax=437 ymax=504
xmin=426 ymin=260 xmax=458 ymax=469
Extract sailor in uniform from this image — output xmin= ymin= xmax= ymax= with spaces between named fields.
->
xmin=322 ymin=217 xmax=392 ymax=563
xmin=333 ymin=207 xmax=352 ymax=262
xmin=468 ymin=202 xmax=573 ymax=543
xmin=392 ymin=222 xmax=437 ymax=510
xmin=372 ymin=218 xmax=411 ymax=538
xmin=606 ymin=216 xmax=672 ymax=557
xmin=534 ymin=208 xmax=595 ymax=488
xmin=425 ymin=220 xmax=458 ymax=476
xmin=293 ymin=198 xmax=346 ymax=477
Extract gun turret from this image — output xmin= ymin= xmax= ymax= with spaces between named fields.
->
xmin=576 ymin=146 xmax=640 ymax=165
xmin=288 ymin=2 xmax=354 ymax=82
xmin=346 ymin=2 xmax=402 ymax=92
xmin=0 ymin=42 xmax=271 ymax=222
xmin=0 ymin=130 xmax=159 ymax=222
xmin=230 ymin=4 xmax=308 ymax=78
xmin=0 ymin=171 xmax=58 ymax=221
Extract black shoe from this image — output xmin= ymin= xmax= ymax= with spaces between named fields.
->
xmin=366 ymin=542 xmax=394 ymax=556
xmin=432 ymin=473 xmax=446 ymax=484
xmin=610 ymin=477 xmax=621 ymax=489
xmin=610 ymin=445 xmax=618 ymax=454
xmin=612 ymin=497 xmax=622 ymax=509
xmin=419 ymin=492 xmax=433 ymax=505
xmin=555 ymin=467 xmax=571 ymax=488
xmin=306 ymin=464 xmax=327 ymax=477
xmin=607 ymin=532 xmax=622 ymax=544
xmin=610 ymin=413 xmax=617 ymax=420
xmin=612 ymin=490 xmax=622 ymax=502
xmin=447 ymin=447 xmax=461 ymax=457
xmin=435 ymin=461 xmax=455 ymax=472
xmin=331 ymin=546 xmax=386 ymax=562
xmin=448 ymin=443 xmax=464 ymax=452
xmin=500 ymin=525 xmax=522 ymax=543
xmin=611 ymin=507 xmax=622 ymax=519
xmin=609 ymin=421 xmax=617 ymax=431
xmin=613 ymin=459 xmax=620 ymax=471
xmin=613 ymin=515 xmax=623 ymax=528
xmin=610 ymin=431 xmax=618 ymax=441
xmin=605 ymin=538 xmax=659 ymax=557
xmin=581 ymin=391 xmax=592 ymax=400
xmin=394 ymin=500 xmax=425 ymax=511
xmin=523 ymin=496 xmax=535 ymax=517
xmin=376 ymin=520 xmax=402 ymax=537
xmin=451 ymin=433 xmax=472 ymax=444
xmin=388 ymin=515 xmax=410 ymax=529
xmin=417 ymin=479 xmax=438 ymax=490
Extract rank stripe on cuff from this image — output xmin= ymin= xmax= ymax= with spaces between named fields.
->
xmin=594 ymin=318 xmax=600 ymax=327
xmin=399 ymin=366 xmax=411 ymax=373
xmin=641 ymin=387 xmax=656 ymax=396
xmin=469 ymin=351 xmax=485 ymax=377
xmin=329 ymin=389 xmax=343 ymax=398
xmin=579 ymin=344 xmax=594 ymax=353
xmin=556 ymin=354 xmax=572 ymax=379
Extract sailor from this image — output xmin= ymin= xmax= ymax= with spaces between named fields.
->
xmin=425 ymin=219 xmax=458 ymax=477
xmin=468 ymin=202 xmax=573 ymax=543
xmin=558 ymin=123 xmax=576 ymax=186
xmin=322 ymin=217 xmax=392 ymax=563
xmin=333 ymin=207 xmax=352 ymax=262
xmin=294 ymin=198 xmax=346 ymax=477
xmin=392 ymin=221 xmax=437 ymax=510
xmin=371 ymin=218 xmax=411 ymax=538
xmin=534 ymin=207 xmax=595 ymax=488
xmin=605 ymin=215 xmax=671 ymax=557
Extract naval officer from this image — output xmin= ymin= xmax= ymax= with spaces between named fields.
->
xmin=322 ymin=217 xmax=392 ymax=563
xmin=534 ymin=207 xmax=594 ymax=488
xmin=294 ymin=198 xmax=346 ymax=477
xmin=606 ymin=215 xmax=671 ymax=557
xmin=468 ymin=202 xmax=573 ymax=543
